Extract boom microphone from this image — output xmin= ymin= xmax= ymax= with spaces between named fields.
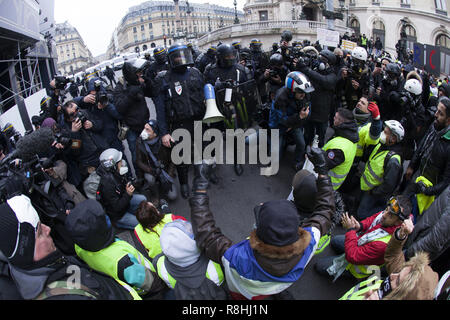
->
xmin=2 ymin=127 xmax=55 ymax=164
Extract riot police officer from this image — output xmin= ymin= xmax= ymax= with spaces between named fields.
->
xmin=153 ymin=43 xmax=207 ymax=199
xmin=249 ymin=38 xmax=269 ymax=104
xmin=204 ymin=43 xmax=254 ymax=176
xmin=144 ymin=46 xmax=169 ymax=98
xmin=195 ymin=45 xmax=217 ymax=73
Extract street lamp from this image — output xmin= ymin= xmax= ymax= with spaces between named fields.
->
xmin=208 ymin=13 xmax=211 ymax=32
xmin=338 ymin=0 xmax=349 ymax=27
xmin=233 ymin=0 xmax=239 ymax=24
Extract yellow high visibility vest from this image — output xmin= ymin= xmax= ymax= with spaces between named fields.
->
xmin=323 ymin=136 xmax=357 ymax=190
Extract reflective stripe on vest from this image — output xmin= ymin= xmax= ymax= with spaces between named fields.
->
xmin=134 ymin=214 xmax=174 ymax=259
xmin=156 ymin=255 xmax=224 ymax=289
xmin=361 ymin=144 xmax=401 ymax=191
xmin=340 ymin=277 xmax=383 ymax=300
xmin=346 ymin=234 xmax=392 ymax=279
xmin=323 ymin=136 xmax=357 ymax=190
xmin=75 ymin=239 xmax=156 ymax=295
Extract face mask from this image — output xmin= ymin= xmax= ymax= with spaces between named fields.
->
xmin=140 ymin=129 xmax=149 ymax=141
xmin=380 ymin=132 xmax=387 ymax=144
xmin=119 ymin=160 xmax=128 ymax=175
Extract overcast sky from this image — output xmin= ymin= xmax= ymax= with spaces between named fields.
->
xmin=54 ymin=0 xmax=246 ymax=57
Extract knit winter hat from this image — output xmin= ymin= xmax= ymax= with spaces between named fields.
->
xmin=0 ymin=195 xmax=40 ymax=268
xmin=292 ymin=170 xmax=318 ymax=214
xmin=160 ymin=220 xmax=200 ymax=268
xmin=40 ymin=117 xmax=56 ymax=129
xmin=254 ymin=200 xmax=300 ymax=246
xmin=65 ymin=199 xmax=114 ymax=252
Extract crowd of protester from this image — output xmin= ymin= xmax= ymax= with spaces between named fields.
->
xmin=0 ymin=29 xmax=448 ymax=301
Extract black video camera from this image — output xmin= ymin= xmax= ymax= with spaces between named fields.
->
xmin=74 ymin=109 xmax=89 ymax=125
xmin=94 ymin=80 xmax=109 ymax=105
xmin=54 ymin=132 xmax=72 ymax=148
xmin=54 ymin=76 xmax=70 ymax=90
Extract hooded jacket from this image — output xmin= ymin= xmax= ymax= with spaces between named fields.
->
xmin=409 ymin=124 xmax=450 ymax=196
xmin=324 ymin=120 xmax=359 ymax=170
xmin=7 ymin=250 xmax=136 ymax=300
xmin=189 ymin=174 xmax=335 ymax=300
xmin=405 ymin=186 xmax=450 ymax=261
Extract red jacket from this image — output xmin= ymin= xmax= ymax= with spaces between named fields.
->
xmin=344 ymin=211 xmax=399 ymax=266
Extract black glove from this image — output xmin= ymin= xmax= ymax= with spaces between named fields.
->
xmin=193 ymin=163 xmax=210 ymax=193
xmin=306 ymin=146 xmax=328 ymax=175
xmin=414 ymin=181 xmax=428 ymax=195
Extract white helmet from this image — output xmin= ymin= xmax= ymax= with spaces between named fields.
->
xmin=384 ymin=120 xmax=405 ymax=142
xmin=404 ymin=79 xmax=423 ymax=96
xmin=285 ymin=71 xmax=315 ymax=94
xmin=352 ymin=46 xmax=368 ymax=62
xmin=99 ymin=148 xmax=123 ymax=170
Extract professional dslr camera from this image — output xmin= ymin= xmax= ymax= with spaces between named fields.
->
xmin=94 ymin=79 xmax=109 ymax=105
xmin=74 ymin=109 xmax=89 ymax=125
xmin=54 ymin=75 xmax=70 ymax=90
xmin=54 ymin=132 xmax=72 ymax=148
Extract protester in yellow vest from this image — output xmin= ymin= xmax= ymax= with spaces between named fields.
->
xmin=339 ymin=98 xmax=382 ymax=203
xmin=65 ymin=199 xmax=165 ymax=298
xmin=134 ymin=200 xmax=187 ymax=259
xmin=153 ymin=219 xmax=228 ymax=300
xmin=357 ymin=120 xmax=404 ymax=220
xmin=315 ymin=195 xmax=412 ymax=281
xmin=322 ymin=108 xmax=359 ymax=191
xmin=341 ymin=217 xmax=440 ymax=300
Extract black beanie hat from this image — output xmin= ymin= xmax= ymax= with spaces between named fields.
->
xmin=254 ymin=200 xmax=300 ymax=247
xmin=0 ymin=195 xmax=40 ymax=268
xmin=292 ymin=170 xmax=318 ymax=214
xmin=65 ymin=199 xmax=114 ymax=252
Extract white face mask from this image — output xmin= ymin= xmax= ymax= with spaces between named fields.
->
xmin=119 ymin=160 xmax=129 ymax=175
xmin=379 ymin=132 xmax=387 ymax=144
xmin=140 ymin=129 xmax=149 ymax=141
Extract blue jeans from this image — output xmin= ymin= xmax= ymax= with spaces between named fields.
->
xmin=356 ymin=191 xmax=386 ymax=220
xmin=115 ymin=193 xmax=147 ymax=230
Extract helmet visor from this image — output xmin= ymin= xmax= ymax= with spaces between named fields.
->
xmin=168 ymin=46 xmax=194 ymax=68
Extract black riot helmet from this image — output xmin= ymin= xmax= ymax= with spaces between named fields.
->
xmin=153 ymin=46 xmax=168 ymax=64
xmin=281 ymin=30 xmax=293 ymax=43
xmin=232 ymin=41 xmax=241 ymax=52
xmin=269 ymin=53 xmax=284 ymax=68
xmin=385 ymin=63 xmax=401 ymax=79
xmin=168 ymin=43 xmax=194 ymax=70
xmin=249 ymin=39 xmax=262 ymax=52
xmin=122 ymin=58 xmax=150 ymax=85
xmin=206 ymin=45 xmax=217 ymax=56
xmin=217 ymin=44 xmax=237 ymax=69
xmin=319 ymin=49 xmax=337 ymax=66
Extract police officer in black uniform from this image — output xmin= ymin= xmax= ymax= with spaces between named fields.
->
xmin=144 ymin=46 xmax=169 ymax=98
xmin=153 ymin=43 xmax=207 ymax=199
xmin=249 ymin=39 xmax=269 ymax=104
xmin=204 ymin=43 xmax=253 ymax=176
xmin=195 ymin=45 xmax=217 ymax=74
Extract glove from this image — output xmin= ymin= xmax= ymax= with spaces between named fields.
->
xmin=192 ymin=163 xmax=211 ymax=193
xmin=368 ymin=102 xmax=380 ymax=120
xmin=414 ymin=181 xmax=428 ymax=195
xmin=296 ymin=57 xmax=307 ymax=71
xmin=306 ymin=146 xmax=328 ymax=176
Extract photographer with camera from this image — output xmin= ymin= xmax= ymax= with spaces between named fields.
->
xmin=136 ymin=119 xmax=177 ymax=205
xmin=338 ymin=47 xmax=372 ymax=111
xmin=96 ymin=148 xmax=147 ymax=230
xmin=113 ymin=59 xmax=151 ymax=171
xmin=75 ymin=77 xmax=124 ymax=152
xmin=60 ymin=100 xmax=108 ymax=183
xmin=261 ymin=53 xmax=289 ymax=103
xmin=295 ymin=49 xmax=338 ymax=148
xmin=46 ymin=76 xmax=70 ymax=121
xmin=374 ymin=62 xmax=405 ymax=121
